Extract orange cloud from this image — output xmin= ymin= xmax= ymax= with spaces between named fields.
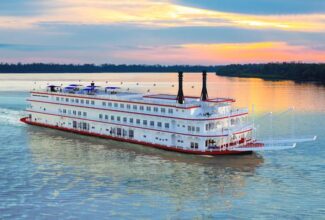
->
xmin=114 ymin=42 xmax=325 ymax=64
xmin=0 ymin=0 xmax=324 ymax=32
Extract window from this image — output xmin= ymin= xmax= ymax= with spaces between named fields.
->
xmin=108 ymin=102 xmax=112 ymax=107
xmin=129 ymin=130 xmax=134 ymax=138
xmin=86 ymin=100 xmax=89 ymax=105
xmin=111 ymin=115 xmax=115 ymax=121
xmin=78 ymin=111 xmax=82 ymax=116
xmin=102 ymin=102 xmax=106 ymax=106
xmin=117 ymin=128 xmax=122 ymax=136
xmin=63 ymin=109 xmax=67 ymax=114
xmin=153 ymin=107 xmax=158 ymax=112
xmin=99 ymin=114 xmax=103 ymax=119
xmin=71 ymin=99 xmax=74 ymax=103
xmin=83 ymin=112 xmax=87 ymax=117
xmin=161 ymin=108 xmax=166 ymax=113
xmin=120 ymin=104 xmax=125 ymax=108
xmin=150 ymin=121 xmax=155 ymax=127
xmin=114 ymin=103 xmax=118 ymax=108
xmin=75 ymin=99 xmax=79 ymax=104
xmin=81 ymin=99 xmax=84 ymax=104
xmin=157 ymin=122 xmax=162 ymax=128
xmin=56 ymin=97 xmax=59 ymax=101
xmin=73 ymin=110 xmax=76 ymax=115
xmin=133 ymin=105 xmax=137 ymax=110
xmin=117 ymin=116 xmax=121 ymax=122
xmin=105 ymin=115 xmax=109 ymax=120
xmin=129 ymin=118 xmax=134 ymax=123
xmin=146 ymin=106 xmax=151 ymax=111
xmin=196 ymin=127 xmax=200 ymax=132
xmin=140 ymin=106 xmax=144 ymax=111
xmin=165 ymin=123 xmax=170 ymax=129
xmin=123 ymin=117 xmax=127 ymax=122
xmin=168 ymin=109 xmax=173 ymax=114
xmin=136 ymin=119 xmax=141 ymax=125
xmin=66 ymin=98 xmax=69 ymax=102
xmin=143 ymin=120 xmax=148 ymax=126
xmin=127 ymin=104 xmax=131 ymax=109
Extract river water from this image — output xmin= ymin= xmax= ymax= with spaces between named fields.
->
xmin=0 ymin=73 xmax=324 ymax=219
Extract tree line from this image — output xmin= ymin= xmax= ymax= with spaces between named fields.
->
xmin=0 ymin=62 xmax=324 ymax=83
xmin=215 ymin=63 xmax=325 ymax=83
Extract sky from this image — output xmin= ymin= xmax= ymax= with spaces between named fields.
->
xmin=0 ymin=0 xmax=325 ymax=65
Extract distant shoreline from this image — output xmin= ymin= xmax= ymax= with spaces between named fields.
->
xmin=1 ymin=62 xmax=324 ymax=83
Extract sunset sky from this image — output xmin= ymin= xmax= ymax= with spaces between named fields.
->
xmin=1 ymin=0 xmax=325 ymax=64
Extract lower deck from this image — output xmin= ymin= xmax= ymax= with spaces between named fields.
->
xmin=21 ymin=114 xmax=254 ymax=155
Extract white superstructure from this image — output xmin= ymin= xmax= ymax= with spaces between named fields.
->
xmin=21 ymin=72 xmax=316 ymax=155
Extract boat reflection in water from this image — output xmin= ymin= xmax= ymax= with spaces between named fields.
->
xmin=26 ymin=125 xmax=264 ymax=213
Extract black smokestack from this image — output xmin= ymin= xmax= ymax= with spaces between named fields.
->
xmin=177 ymin=72 xmax=185 ymax=104
xmin=201 ymin=71 xmax=208 ymax=101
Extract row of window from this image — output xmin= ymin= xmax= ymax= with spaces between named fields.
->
xmin=55 ymin=96 xmax=175 ymax=114
xmin=98 ymin=114 xmax=170 ymax=129
xmin=61 ymin=109 xmax=87 ymax=117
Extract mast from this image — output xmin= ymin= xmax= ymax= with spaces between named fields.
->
xmin=200 ymin=71 xmax=208 ymax=101
xmin=177 ymin=71 xmax=185 ymax=104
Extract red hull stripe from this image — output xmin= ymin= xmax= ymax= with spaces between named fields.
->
xmin=20 ymin=117 xmax=251 ymax=155
xmin=27 ymin=99 xmax=248 ymax=121
xmin=31 ymin=92 xmax=200 ymax=109
xmin=26 ymin=110 xmax=253 ymax=138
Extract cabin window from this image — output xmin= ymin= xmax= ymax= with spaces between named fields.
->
xmin=129 ymin=130 xmax=134 ymax=138
xmin=161 ymin=108 xmax=166 ymax=113
xmin=190 ymin=142 xmax=199 ymax=149
xmin=146 ymin=106 xmax=151 ymax=111
xmin=56 ymin=97 xmax=59 ymax=101
xmin=157 ymin=122 xmax=162 ymax=127
xmin=111 ymin=116 xmax=115 ymax=121
xmin=196 ymin=127 xmax=200 ymax=132
xmin=102 ymin=102 xmax=106 ymax=106
xmin=90 ymin=100 xmax=95 ymax=105
xmin=66 ymin=98 xmax=69 ymax=102
xmin=81 ymin=99 xmax=84 ymax=104
xmin=63 ymin=109 xmax=67 ymax=114
xmin=73 ymin=121 xmax=77 ymax=129
xmin=73 ymin=110 xmax=76 ymax=115
xmin=114 ymin=103 xmax=118 ymax=108
xmin=129 ymin=118 xmax=134 ymax=123
xmin=136 ymin=119 xmax=140 ymax=125
xmin=75 ymin=99 xmax=79 ymax=103
xmin=86 ymin=100 xmax=89 ymax=105
xmin=117 ymin=116 xmax=121 ymax=122
xmin=108 ymin=102 xmax=112 ymax=107
xmin=117 ymin=128 xmax=122 ymax=136
xmin=165 ymin=123 xmax=170 ymax=129
xmin=127 ymin=104 xmax=131 ymax=109
xmin=133 ymin=105 xmax=137 ymax=110
xmin=83 ymin=112 xmax=87 ymax=117
xmin=168 ymin=109 xmax=173 ymax=114
xmin=105 ymin=115 xmax=109 ymax=120
xmin=71 ymin=99 xmax=75 ymax=103
xmin=143 ymin=120 xmax=148 ymax=126
xmin=123 ymin=129 xmax=127 ymax=137
xmin=78 ymin=111 xmax=82 ymax=116
xmin=99 ymin=114 xmax=103 ymax=119
xmin=120 ymin=104 xmax=125 ymax=108
xmin=150 ymin=121 xmax=155 ymax=126
xmin=153 ymin=107 xmax=158 ymax=112
xmin=123 ymin=117 xmax=127 ymax=122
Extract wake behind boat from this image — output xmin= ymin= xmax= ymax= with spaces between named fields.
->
xmin=20 ymin=72 xmax=316 ymax=155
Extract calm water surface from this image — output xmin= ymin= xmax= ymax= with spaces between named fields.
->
xmin=0 ymin=73 xmax=324 ymax=219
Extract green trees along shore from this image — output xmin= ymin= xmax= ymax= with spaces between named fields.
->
xmin=0 ymin=62 xmax=324 ymax=83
